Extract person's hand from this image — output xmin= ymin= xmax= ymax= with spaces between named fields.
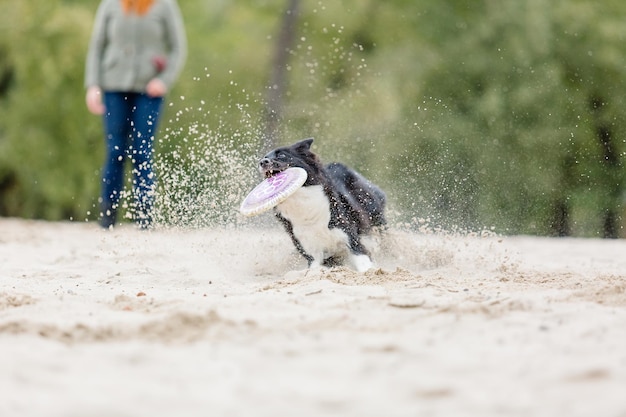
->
xmin=146 ymin=78 xmax=167 ymax=97
xmin=86 ymin=86 xmax=105 ymax=115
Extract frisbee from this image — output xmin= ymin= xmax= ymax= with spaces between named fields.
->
xmin=240 ymin=167 xmax=308 ymax=216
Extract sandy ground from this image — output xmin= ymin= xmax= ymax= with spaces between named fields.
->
xmin=1 ymin=217 xmax=625 ymax=417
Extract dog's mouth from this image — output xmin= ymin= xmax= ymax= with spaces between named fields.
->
xmin=259 ymin=158 xmax=289 ymax=178
xmin=263 ymin=167 xmax=287 ymax=179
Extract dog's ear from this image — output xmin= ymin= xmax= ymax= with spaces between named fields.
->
xmin=293 ymin=138 xmax=314 ymax=152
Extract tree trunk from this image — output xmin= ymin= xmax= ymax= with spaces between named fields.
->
xmin=591 ymin=96 xmax=621 ymax=238
xmin=551 ymin=200 xmax=570 ymax=237
xmin=264 ymin=0 xmax=301 ymax=148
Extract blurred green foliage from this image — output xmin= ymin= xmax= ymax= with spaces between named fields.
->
xmin=0 ymin=0 xmax=624 ymax=236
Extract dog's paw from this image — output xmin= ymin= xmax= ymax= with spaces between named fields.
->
xmin=308 ymin=258 xmax=323 ymax=269
xmin=351 ymin=254 xmax=374 ymax=272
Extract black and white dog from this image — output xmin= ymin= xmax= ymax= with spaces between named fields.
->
xmin=259 ymin=138 xmax=386 ymax=272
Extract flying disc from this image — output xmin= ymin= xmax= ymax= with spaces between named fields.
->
xmin=240 ymin=167 xmax=308 ymax=216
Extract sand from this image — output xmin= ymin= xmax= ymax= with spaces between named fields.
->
xmin=1 ymin=217 xmax=625 ymax=417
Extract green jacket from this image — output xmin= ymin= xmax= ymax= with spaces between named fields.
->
xmin=84 ymin=0 xmax=187 ymax=93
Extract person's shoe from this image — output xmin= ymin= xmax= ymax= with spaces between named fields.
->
xmin=135 ymin=212 xmax=152 ymax=230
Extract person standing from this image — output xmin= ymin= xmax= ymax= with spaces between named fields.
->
xmin=85 ymin=0 xmax=187 ymax=229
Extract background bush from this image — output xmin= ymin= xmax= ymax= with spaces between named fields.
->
xmin=0 ymin=0 xmax=624 ymax=236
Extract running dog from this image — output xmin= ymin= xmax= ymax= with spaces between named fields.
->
xmin=259 ymin=138 xmax=386 ymax=272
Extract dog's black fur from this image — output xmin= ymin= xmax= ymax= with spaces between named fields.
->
xmin=259 ymin=138 xmax=386 ymax=271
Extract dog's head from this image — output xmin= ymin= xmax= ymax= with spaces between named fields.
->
xmin=259 ymin=138 xmax=320 ymax=178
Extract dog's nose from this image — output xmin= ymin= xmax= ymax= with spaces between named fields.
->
xmin=259 ymin=158 xmax=271 ymax=168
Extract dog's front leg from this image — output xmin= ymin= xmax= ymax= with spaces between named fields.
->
xmin=275 ymin=212 xmax=315 ymax=265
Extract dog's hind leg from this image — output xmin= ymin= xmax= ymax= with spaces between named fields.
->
xmin=346 ymin=233 xmax=374 ymax=272
xmin=322 ymin=255 xmax=343 ymax=268
xmin=350 ymin=254 xmax=373 ymax=272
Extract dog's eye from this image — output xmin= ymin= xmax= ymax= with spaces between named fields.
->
xmin=276 ymin=152 xmax=287 ymax=160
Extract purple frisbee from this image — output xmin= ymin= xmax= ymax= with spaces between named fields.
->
xmin=240 ymin=167 xmax=308 ymax=216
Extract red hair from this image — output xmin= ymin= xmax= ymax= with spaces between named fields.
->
xmin=121 ymin=0 xmax=155 ymax=15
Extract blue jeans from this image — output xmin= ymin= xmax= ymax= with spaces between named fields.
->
xmin=100 ymin=92 xmax=163 ymax=228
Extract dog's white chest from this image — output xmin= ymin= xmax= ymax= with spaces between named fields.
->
xmin=276 ymin=185 xmax=348 ymax=263
xmin=277 ymin=185 xmax=329 ymax=226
